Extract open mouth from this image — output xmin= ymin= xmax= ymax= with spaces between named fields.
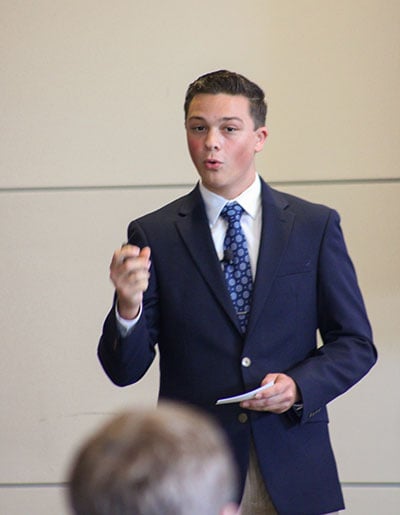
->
xmin=205 ymin=158 xmax=222 ymax=169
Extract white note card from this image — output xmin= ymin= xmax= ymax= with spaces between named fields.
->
xmin=216 ymin=380 xmax=274 ymax=405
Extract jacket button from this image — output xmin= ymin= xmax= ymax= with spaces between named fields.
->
xmin=241 ymin=357 xmax=251 ymax=367
xmin=238 ymin=413 xmax=248 ymax=423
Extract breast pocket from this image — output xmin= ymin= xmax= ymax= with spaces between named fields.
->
xmin=276 ymin=257 xmax=313 ymax=277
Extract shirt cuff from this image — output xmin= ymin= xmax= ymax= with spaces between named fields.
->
xmin=115 ymin=303 xmax=142 ymax=337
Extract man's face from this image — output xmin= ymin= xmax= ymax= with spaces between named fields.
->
xmin=185 ymin=93 xmax=267 ymax=199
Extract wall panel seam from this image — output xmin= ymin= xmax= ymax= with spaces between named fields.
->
xmin=1 ymin=482 xmax=400 ymax=489
xmin=0 ymin=177 xmax=399 ymax=195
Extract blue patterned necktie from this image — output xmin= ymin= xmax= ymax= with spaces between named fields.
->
xmin=220 ymin=202 xmax=253 ymax=333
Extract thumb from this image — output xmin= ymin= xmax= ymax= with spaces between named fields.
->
xmin=262 ymin=373 xmax=279 ymax=387
xmin=139 ymin=246 xmax=151 ymax=262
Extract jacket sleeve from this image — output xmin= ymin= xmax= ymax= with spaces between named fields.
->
xmin=287 ymin=209 xmax=377 ymax=423
xmin=97 ymin=221 xmax=160 ymax=387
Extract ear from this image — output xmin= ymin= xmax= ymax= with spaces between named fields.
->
xmin=254 ymin=126 xmax=268 ymax=153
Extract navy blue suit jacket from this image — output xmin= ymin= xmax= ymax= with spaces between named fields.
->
xmin=99 ymin=179 xmax=377 ymax=515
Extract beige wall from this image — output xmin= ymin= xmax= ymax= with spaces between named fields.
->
xmin=1 ymin=2 xmax=399 ymax=514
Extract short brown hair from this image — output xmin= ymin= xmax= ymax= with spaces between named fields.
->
xmin=184 ymin=70 xmax=267 ymax=128
xmin=68 ymin=402 xmax=237 ymax=515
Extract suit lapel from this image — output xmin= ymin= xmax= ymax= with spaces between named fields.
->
xmin=174 ymin=182 xmax=295 ymax=336
xmin=175 ymin=186 xmax=241 ymax=330
xmin=247 ymin=182 xmax=295 ymax=336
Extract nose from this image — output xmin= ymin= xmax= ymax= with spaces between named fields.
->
xmin=204 ymin=128 xmax=220 ymax=151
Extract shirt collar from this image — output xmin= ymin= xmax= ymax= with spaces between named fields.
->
xmin=199 ymin=175 xmax=262 ymax=227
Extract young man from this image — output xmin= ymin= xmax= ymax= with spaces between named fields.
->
xmin=98 ymin=70 xmax=377 ymax=514
xmin=68 ymin=402 xmax=238 ymax=515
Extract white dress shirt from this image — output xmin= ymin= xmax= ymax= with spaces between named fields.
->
xmin=199 ymin=174 xmax=262 ymax=280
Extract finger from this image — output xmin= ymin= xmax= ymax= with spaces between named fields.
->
xmin=240 ymin=384 xmax=285 ymax=411
xmin=261 ymin=373 xmax=278 ymax=387
xmin=118 ymin=245 xmax=141 ymax=265
xmin=113 ymin=263 xmax=150 ymax=288
xmin=119 ymin=246 xmax=151 ymax=268
xmin=240 ymin=397 xmax=288 ymax=414
xmin=139 ymin=246 xmax=151 ymax=261
xmin=111 ymin=246 xmax=138 ymax=268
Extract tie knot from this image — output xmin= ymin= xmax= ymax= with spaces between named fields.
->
xmin=220 ymin=202 xmax=244 ymax=224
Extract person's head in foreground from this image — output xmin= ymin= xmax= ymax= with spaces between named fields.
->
xmin=68 ymin=401 xmax=239 ymax=515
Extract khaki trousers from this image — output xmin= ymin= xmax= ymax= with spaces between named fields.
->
xmin=240 ymin=442 xmax=277 ymax=515
xmin=240 ymin=442 xmax=339 ymax=515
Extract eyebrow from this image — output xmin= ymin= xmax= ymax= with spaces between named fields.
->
xmin=187 ymin=116 xmax=244 ymax=123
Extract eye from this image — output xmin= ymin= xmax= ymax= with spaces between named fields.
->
xmin=190 ymin=125 xmax=206 ymax=133
xmin=224 ymin=126 xmax=238 ymax=133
